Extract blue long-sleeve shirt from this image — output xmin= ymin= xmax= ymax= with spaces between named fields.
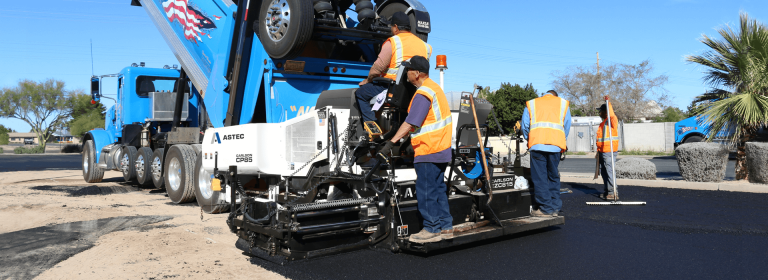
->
xmin=521 ymin=93 xmax=572 ymax=153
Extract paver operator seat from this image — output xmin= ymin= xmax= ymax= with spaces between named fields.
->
xmin=349 ymin=64 xmax=417 ymax=165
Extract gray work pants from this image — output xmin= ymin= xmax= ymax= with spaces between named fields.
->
xmin=599 ymin=152 xmax=618 ymax=194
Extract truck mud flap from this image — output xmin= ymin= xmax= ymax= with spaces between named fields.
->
xmin=402 ymin=216 xmax=565 ymax=254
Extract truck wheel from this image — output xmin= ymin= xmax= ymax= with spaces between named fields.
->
xmin=82 ymin=140 xmax=104 ymax=183
xmin=151 ymin=148 xmax=165 ymax=189
xmin=258 ymin=0 xmax=314 ymax=59
xmin=121 ymin=146 xmax=138 ymax=184
xmin=112 ymin=146 xmax=124 ymax=171
xmin=194 ymin=151 xmax=230 ymax=214
xmin=684 ymin=135 xmax=703 ymax=144
xmin=378 ymin=3 xmax=429 ymax=42
xmin=135 ymin=147 xmax=154 ymax=187
xmin=164 ymin=145 xmax=197 ymax=204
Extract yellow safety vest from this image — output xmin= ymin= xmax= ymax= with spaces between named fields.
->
xmin=597 ymin=102 xmax=620 ymax=152
xmin=408 ymin=78 xmax=452 ymax=157
xmin=526 ymin=94 xmax=569 ymax=150
xmin=384 ymin=32 xmax=432 ymax=80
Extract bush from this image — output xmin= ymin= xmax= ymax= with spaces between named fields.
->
xmin=61 ymin=144 xmax=82 ymax=153
xmin=0 ymin=147 xmax=3 ymax=153
xmin=13 ymin=145 xmax=45 ymax=154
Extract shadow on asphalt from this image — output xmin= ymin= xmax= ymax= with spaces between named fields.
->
xmin=562 ymin=182 xmax=602 ymax=197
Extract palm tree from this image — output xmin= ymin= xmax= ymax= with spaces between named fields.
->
xmin=686 ymin=13 xmax=768 ymax=180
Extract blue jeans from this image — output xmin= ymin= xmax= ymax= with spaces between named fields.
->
xmin=355 ymin=83 xmax=388 ymax=122
xmin=599 ymin=152 xmax=618 ymax=195
xmin=415 ymin=162 xmax=452 ymax=233
xmin=529 ymin=150 xmax=562 ymax=214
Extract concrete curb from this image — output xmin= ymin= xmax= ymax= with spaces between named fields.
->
xmin=565 ymin=155 xmax=675 ymax=159
xmin=561 ymin=172 xmax=768 ymax=194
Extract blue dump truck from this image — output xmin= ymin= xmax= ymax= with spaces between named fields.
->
xmin=83 ymin=65 xmax=200 ymax=189
xmin=674 ymin=115 xmax=733 ymax=148
xmin=81 ymin=0 xmax=564 ymax=261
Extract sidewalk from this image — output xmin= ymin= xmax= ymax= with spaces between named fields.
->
xmin=560 ymin=172 xmax=768 ymax=194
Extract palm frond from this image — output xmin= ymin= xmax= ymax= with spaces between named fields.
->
xmin=701 ymin=93 xmax=768 ymax=143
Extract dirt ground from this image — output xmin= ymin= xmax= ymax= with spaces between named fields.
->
xmin=0 ymin=170 xmax=286 ymax=280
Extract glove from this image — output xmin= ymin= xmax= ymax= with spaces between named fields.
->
xmin=378 ymin=141 xmax=395 ymax=157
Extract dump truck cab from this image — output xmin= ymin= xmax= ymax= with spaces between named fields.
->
xmin=82 ymin=64 xmax=200 ymax=184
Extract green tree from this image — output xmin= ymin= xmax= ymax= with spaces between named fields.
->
xmin=67 ymin=93 xmax=106 ymax=138
xmin=0 ymin=79 xmax=77 ymax=151
xmin=484 ymin=83 xmax=539 ymax=135
xmin=653 ymin=107 xmax=686 ymax=122
xmin=686 ymin=12 xmax=768 ymax=180
xmin=569 ymin=103 xmax=586 ymax=117
xmin=0 ymin=124 xmax=9 ymax=145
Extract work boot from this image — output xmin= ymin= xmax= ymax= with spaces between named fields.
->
xmin=440 ymin=228 xmax=454 ymax=238
xmin=409 ymin=229 xmax=441 ymax=243
xmin=603 ymin=194 xmax=618 ymax=201
xmin=531 ymin=209 xmax=555 ymax=218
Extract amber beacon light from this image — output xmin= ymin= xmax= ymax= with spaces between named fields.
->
xmin=435 ymin=55 xmax=447 ymax=89
xmin=436 ymin=55 xmax=447 ymax=69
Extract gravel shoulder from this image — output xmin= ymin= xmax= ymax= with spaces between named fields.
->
xmin=0 ymin=170 xmax=286 ymax=280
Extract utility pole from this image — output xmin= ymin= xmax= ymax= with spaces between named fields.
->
xmin=596 ymin=52 xmax=600 ymax=75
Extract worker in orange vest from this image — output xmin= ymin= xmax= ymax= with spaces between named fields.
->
xmin=521 ymin=90 xmax=571 ymax=217
xmin=356 ymin=11 xmax=432 ymax=124
xmin=378 ymin=56 xmax=452 ymax=243
xmin=596 ymin=99 xmax=620 ymax=200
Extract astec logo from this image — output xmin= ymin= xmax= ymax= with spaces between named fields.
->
xmin=212 ymin=132 xmax=244 ymax=144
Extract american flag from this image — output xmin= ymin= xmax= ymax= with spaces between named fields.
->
xmin=163 ymin=0 xmax=217 ymax=42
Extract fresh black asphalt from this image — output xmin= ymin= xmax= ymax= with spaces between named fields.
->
xmin=249 ymin=183 xmax=768 ymax=279
xmin=0 ymin=216 xmax=172 ymax=280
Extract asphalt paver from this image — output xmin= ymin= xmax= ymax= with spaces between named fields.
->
xmin=249 ymin=182 xmax=768 ymax=279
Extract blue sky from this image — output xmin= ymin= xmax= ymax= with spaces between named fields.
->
xmin=1 ymin=0 xmax=766 ymax=132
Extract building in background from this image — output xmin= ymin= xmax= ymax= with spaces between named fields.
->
xmin=8 ymin=133 xmax=38 ymax=144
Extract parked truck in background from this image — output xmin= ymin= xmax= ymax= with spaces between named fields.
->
xmin=675 ymin=115 xmax=767 ymax=149
xmin=674 ymin=115 xmax=733 ymax=148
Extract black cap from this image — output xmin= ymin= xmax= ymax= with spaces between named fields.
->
xmin=401 ymin=56 xmax=430 ymax=74
xmin=598 ymin=104 xmax=607 ymax=112
xmin=383 ymin=12 xmax=410 ymax=28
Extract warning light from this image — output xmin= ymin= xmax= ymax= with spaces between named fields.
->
xmin=436 ymin=55 xmax=447 ymax=69
xmin=90 ymin=100 xmax=97 ymax=105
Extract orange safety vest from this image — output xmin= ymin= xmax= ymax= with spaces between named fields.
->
xmin=596 ymin=102 xmax=620 ymax=152
xmin=526 ymin=94 xmax=569 ymax=150
xmin=384 ymin=32 xmax=432 ymax=80
xmin=408 ymin=78 xmax=452 ymax=157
